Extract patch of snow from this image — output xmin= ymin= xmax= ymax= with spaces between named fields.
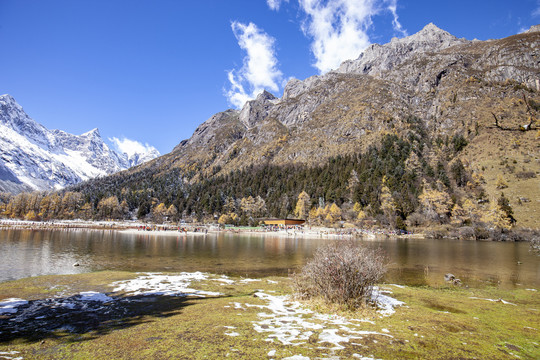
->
xmin=0 ymin=350 xmax=23 ymax=360
xmin=233 ymin=302 xmax=245 ymax=310
xmin=111 ymin=272 xmax=222 ymax=297
xmin=225 ymin=332 xmax=240 ymax=337
xmin=267 ymin=280 xmax=278 ymax=284
xmin=215 ymin=276 xmax=235 ymax=285
xmin=282 ymin=356 xmax=310 ymax=360
xmin=372 ymin=288 xmax=405 ymax=316
xmin=78 ymin=291 xmax=113 ymax=302
xmin=0 ymin=298 xmax=28 ymax=314
xmin=319 ymin=328 xmax=356 ymax=350
xmin=525 ymin=289 xmax=537 ymax=292
xmin=240 ymin=291 xmax=401 ymax=351
xmin=352 ymin=355 xmax=381 ymax=360
xmin=469 ymin=297 xmax=517 ymax=306
xmin=239 ymin=278 xmax=262 ymax=283
xmin=268 ymin=350 xmax=276 ymax=356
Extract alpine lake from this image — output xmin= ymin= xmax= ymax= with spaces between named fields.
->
xmin=1 ymin=228 xmax=538 ymax=288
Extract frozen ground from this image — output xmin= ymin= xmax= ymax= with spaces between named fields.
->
xmin=228 ymin=284 xmax=405 ymax=359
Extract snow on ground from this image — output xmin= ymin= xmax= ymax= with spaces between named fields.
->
xmin=372 ymin=287 xmax=406 ymax=316
xmin=468 ymin=297 xmax=517 ymax=305
xmin=111 ymin=272 xmax=222 ymax=297
xmin=230 ymin=290 xmax=403 ymax=353
xmin=78 ymin=291 xmax=113 ymax=302
xmin=0 ymin=298 xmax=28 ymax=314
xmin=0 ymin=351 xmax=23 ymax=360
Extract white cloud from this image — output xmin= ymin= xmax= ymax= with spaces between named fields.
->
xmin=267 ymin=0 xmax=289 ymax=11
xmin=298 ymin=0 xmax=407 ymax=73
xmin=226 ymin=21 xmax=283 ymax=109
xmin=109 ymin=136 xmax=160 ymax=158
xmin=534 ymin=1 xmax=540 ymax=17
xmin=387 ymin=0 xmax=407 ymax=36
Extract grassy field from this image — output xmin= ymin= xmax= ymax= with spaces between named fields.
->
xmin=0 ymin=271 xmax=538 ymax=359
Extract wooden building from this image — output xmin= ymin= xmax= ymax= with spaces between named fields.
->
xmin=263 ymin=219 xmax=305 ymax=226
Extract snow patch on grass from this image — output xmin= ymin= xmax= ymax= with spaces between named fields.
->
xmin=0 ymin=351 xmax=23 ymax=360
xmin=239 ymin=278 xmax=262 ymax=284
xmin=469 ymin=297 xmax=517 ymax=305
xmin=372 ymin=288 xmax=405 ymax=316
xmin=240 ymin=291 xmax=402 ymax=351
xmin=111 ymin=272 xmax=222 ymax=297
xmin=78 ymin=291 xmax=113 ymax=302
xmin=0 ymin=298 xmax=28 ymax=314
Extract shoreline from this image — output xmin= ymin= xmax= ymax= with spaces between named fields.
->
xmin=2 ymin=218 xmax=535 ymax=242
xmin=0 ymin=218 xmax=424 ymax=240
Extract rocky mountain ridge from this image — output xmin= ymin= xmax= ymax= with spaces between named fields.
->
xmin=0 ymin=94 xmax=159 ymax=193
xmin=156 ymin=24 xmax=538 ymax=178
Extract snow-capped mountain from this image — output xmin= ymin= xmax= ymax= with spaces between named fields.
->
xmin=0 ymin=94 xmax=160 ymax=193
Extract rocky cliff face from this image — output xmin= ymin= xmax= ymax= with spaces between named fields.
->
xmin=0 ymin=95 xmax=159 ymax=193
xmin=148 ymin=24 xmax=538 ymax=182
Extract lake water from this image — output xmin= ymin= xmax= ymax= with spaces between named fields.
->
xmin=1 ymin=229 xmax=538 ymax=288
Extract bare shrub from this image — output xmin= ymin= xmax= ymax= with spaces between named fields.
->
xmin=457 ymin=226 xmax=475 ymax=240
xmin=406 ymin=211 xmax=426 ymax=228
xmin=292 ymin=241 xmax=386 ymax=310
xmin=515 ymin=171 xmax=536 ymax=180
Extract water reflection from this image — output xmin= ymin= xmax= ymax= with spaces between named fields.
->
xmin=0 ymin=229 xmax=538 ymax=288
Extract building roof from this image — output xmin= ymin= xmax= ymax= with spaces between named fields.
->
xmin=263 ymin=219 xmax=305 ymax=225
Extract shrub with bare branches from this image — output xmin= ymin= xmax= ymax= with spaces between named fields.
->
xmin=293 ymin=241 xmax=386 ymax=310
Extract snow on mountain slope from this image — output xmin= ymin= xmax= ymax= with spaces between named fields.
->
xmin=0 ymin=94 xmax=159 ymax=193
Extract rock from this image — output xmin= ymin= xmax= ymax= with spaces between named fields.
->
xmin=525 ymin=24 xmax=540 ymax=33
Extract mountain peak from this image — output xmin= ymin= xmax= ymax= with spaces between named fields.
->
xmin=0 ymin=94 xmax=23 ymax=112
xmin=336 ymin=22 xmax=465 ymax=76
xmin=420 ymin=22 xmax=445 ymax=34
xmin=82 ymin=128 xmax=101 ymax=138
xmin=256 ymin=90 xmax=277 ymax=102
xmin=239 ymin=90 xmax=279 ymax=128
xmin=525 ymin=24 xmax=540 ymax=33
xmin=0 ymin=94 xmax=16 ymax=103
xmin=0 ymin=97 xmax=159 ymax=193
xmin=411 ymin=22 xmax=457 ymax=42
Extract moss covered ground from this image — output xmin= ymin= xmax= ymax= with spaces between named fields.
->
xmin=0 ymin=271 xmax=538 ymax=359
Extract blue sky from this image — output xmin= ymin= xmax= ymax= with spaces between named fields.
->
xmin=0 ymin=0 xmax=538 ymax=155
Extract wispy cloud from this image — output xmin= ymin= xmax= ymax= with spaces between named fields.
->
xmin=226 ymin=21 xmax=283 ymax=109
xmin=298 ymin=0 xmax=407 ymax=73
xmin=534 ymin=0 xmax=540 ymax=17
xmin=267 ymin=0 xmax=289 ymax=11
xmin=387 ymin=0 xmax=407 ymax=36
xmin=109 ymin=137 xmax=160 ymax=157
